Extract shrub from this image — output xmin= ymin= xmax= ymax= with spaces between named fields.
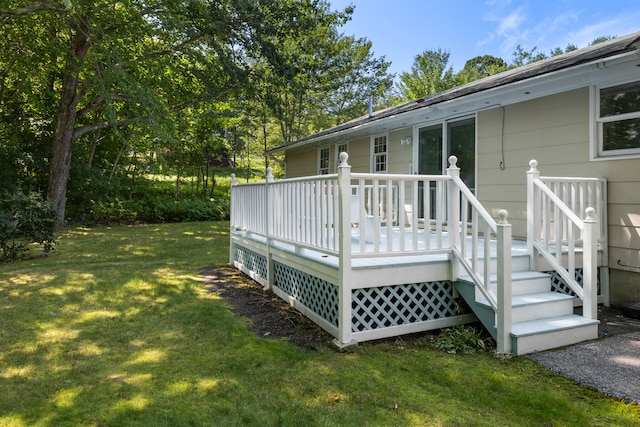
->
xmin=0 ymin=190 xmax=57 ymax=261
xmin=83 ymin=196 xmax=230 ymax=224
xmin=432 ymin=325 xmax=489 ymax=354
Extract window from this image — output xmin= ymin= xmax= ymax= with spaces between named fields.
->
xmin=596 ymin=80 xmax=640 ymax=158
xmin=371 ymin=134 xmax=387 ymax=172
xmin=318 ymin=147 xmax=330 ymax=174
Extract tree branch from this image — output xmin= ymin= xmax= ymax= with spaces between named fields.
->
xmin=0 ymin=1 xmax=68 ymax=25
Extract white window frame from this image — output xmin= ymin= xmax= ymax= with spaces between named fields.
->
xmin=370 ymin=133 xmax=388 ymax=173
xmin=591 ymin=79 xmax=640 ymax=160
xmin=318 ymin=147 xmax=330 ymax=174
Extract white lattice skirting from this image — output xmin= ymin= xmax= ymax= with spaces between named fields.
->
xmin=233 ymin=244 xmax=470 ymax=342
xmin=546 ymin=268 xmax=602 ymax=297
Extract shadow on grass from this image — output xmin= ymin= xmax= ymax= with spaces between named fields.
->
xmin=1 ymin=222 xmax=639 ymax=426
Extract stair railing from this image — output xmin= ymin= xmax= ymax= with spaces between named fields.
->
xmin=448 ymin=156 xmax=513 ymax=354
xmin=527 ymin=160 xmax=600 ymax=319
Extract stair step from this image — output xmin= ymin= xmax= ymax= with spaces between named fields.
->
xmin=464 ymin=254 xmax=531 ymax=274
xmin=511 ymin=292 xmax=574 ymax=307
xmin=510 ymin=314 xmax=600 ymax=337
xmin=458 ymin=270 xmax=549 ymax=284
xmin=478 ymin=292 xmax=575 ymax=322
xmin=458 ymin=271 xmax=551 ymax=295
xmin=510 ymin=314 xmax=600 ymax=354
xmin=476 ymin=291 xmax=574 ymax=308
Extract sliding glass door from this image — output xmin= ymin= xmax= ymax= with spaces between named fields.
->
xmin=417 ymin=118 xmax=476 ymax=218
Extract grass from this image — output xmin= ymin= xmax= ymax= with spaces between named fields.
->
xmin=0 ymin=222 xmax=638 ymax=426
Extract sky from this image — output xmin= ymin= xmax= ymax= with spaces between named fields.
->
xmin=328 ymin=0 xmax=640 ymax=76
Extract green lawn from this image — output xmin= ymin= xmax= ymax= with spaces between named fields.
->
xmin=0 ymin=222 xmax=638 ymax=426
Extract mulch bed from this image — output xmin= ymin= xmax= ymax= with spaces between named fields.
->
xmin=199 ymin=266 xmax=334 ymax=350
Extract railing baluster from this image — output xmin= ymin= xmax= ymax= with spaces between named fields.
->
xmin=435 ymin=180 xmax=443 ymax=249
xmin=554 ymin=201 xmax=562 ymax=265
xmin=397 ymin=180 xmax=405 ymax=250
xmin=412 ymin=180 xmax=419 ymax=251
xmin=372 ymin=179 xmax=380 ymax=252
xmin=386 ymin=179 xmax=393 ymax=252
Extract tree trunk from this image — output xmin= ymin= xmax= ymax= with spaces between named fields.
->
xmin=48 ymin=71 xmax=79 ymax=223
xmin=47 ymin=17 xmax=90 ymax=224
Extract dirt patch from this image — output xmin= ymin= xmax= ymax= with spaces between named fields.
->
xmin=199 ymin=266 xmax=334 ymax=350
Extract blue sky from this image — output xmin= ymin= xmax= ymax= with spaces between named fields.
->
xmin=329 ymin=0 xmax=640 ymax=76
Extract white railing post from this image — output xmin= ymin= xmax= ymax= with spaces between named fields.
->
xmin=265 ymin=167 xmax=274 ymax=290
xmin=527 ymin=160 xmax=540 ymax=270
xmin=337 ymin=152 xmax=354 ymax=346
xmin=583 ymin=207 xmax=598 ymax=320
xmin=229 ymin=173 xmax=237 ymax=266
xmin=447 ymin=156 xmax=461 ymax=278
xmin=496 ymin=209 xmax=512 ymax=354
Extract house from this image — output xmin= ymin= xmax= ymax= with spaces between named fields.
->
xmin=229 ymin=31 xmax=640 ymax=355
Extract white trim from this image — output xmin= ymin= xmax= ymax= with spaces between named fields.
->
xmin=591 ymin=76 xmax=640 ymax=161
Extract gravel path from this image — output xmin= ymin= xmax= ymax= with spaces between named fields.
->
xmin=527 ymin=308 xmax=640 ymax=404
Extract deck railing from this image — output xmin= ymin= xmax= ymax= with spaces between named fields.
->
xmin=231 ymin=170 xmax=342 ymax=255
xmin=348 ymin=172 xmax=450 ymax=256
xmin=231 ymin=154 xmax=455 ymax=258
xmin=527 ymin=160 xmax=604 ymax=319
xmin=447 ymin=156 xmax=513 ymax=353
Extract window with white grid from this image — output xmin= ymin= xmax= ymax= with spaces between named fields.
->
xmin=318 ymin=147 xmax=330 ymax=174
xmin=371 ymin=134 xmax=387 ymax=173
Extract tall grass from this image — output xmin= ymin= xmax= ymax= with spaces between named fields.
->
xmin=0 ymin=222 xmax=638 ymax=426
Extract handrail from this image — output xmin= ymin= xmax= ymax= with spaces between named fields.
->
xmin=527 ymin=159 xmax=600 ymax=319
xmin=447 ymin=156 xmax=512 ymax=354
xmin=450 ymin=176 xmax=499 ymax=309
xmin=452 ymin=175 xmax=498 ymax=230
xmin=532 ymin=177 xmax=585 ymax=300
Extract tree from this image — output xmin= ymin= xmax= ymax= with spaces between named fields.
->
xmin=2 ymin=0 xmax=349 ymax=223
xmin=550 ymin=43 xmax=578 ymax=57
xmin=396 ymin=48 xmax=456 ymax=101
xmin=511 ymin=45 xmax=547 ymax=67
xmin=456 ymin=55 xmax=508 ymax=85
xmin=252 ymin=8 xmax=393 ymax=146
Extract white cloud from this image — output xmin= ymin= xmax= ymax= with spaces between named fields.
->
xmin=567 ymin=14 xmax=640 ymax=48
xmin=496 ymin=7 xmax=526 ymax=36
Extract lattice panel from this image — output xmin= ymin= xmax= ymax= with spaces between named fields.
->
xmin=352 ymin=281 xmax=463 ymax=332
xmin=546 ymin=268 xmax=601 ymax=297
xmin=234 ymin=245 xmax=268 ymax=281
xmin=273 ymin=262 xmax=339 ymax=327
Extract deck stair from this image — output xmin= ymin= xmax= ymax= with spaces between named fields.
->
xmin=455 ymin=254 xmax=600 ymax=355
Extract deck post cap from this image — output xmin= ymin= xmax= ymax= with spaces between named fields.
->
xmin=498 ymin=209 xmax=509 ymax=224
xmin=339 ymin=151 xmax=349 ymax=165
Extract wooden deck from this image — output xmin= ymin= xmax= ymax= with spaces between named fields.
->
xmin=229 ymin=156 xmax=607 ymax=354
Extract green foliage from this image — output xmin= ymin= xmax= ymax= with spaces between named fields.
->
xmin=0 ymin=189 xmax=57 ymax=261
xmin=129 ymin=197 xmax=230 ymax=223
xmin=432 ymin=324 xmax=489 ymax=354
xmin=0 ymin=222 xmax=638 ymax=426
xmin=77 ymin=190 xmax=230 ymax=225
xmin=456 ymin=55 xmax=508 ymax=85
xmin=394 ymin=36 xmax=615 ymax=104
xmin=0 ymin=0 xmax=393 ymax=222
xmin=397 ymin=48 xmax=456 ymax=100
